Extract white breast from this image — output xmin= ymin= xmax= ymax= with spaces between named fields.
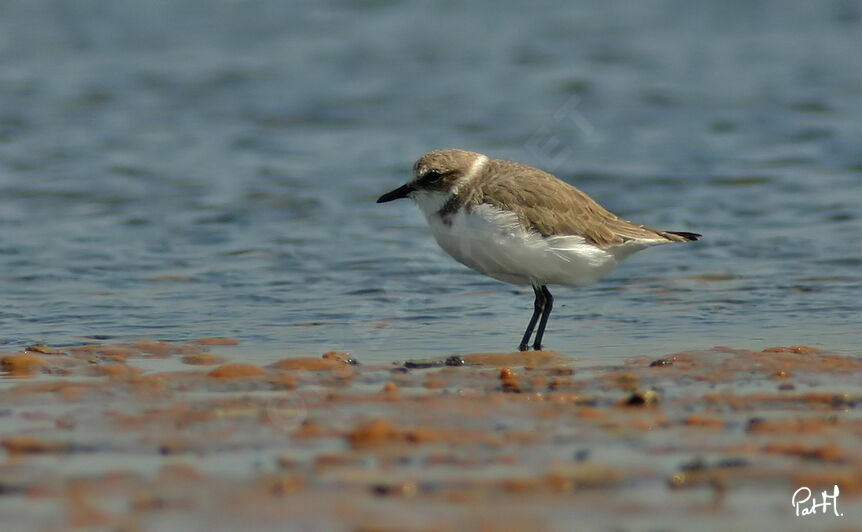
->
xmin=413 ymin=192 xmax=625 ymax=287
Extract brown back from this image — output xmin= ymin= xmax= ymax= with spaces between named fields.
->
xmin=468 ymin=159 xmax=695 ymax=248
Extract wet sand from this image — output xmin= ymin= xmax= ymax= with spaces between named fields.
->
xmin=1 ymin=340 xmax=860 ymax=530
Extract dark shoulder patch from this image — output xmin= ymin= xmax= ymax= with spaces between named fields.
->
xmin=436 ymin=194 xmax=464 ymax=226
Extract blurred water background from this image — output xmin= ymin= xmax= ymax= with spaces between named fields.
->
xmin=1 ymin=0 xmax=860 ymax=364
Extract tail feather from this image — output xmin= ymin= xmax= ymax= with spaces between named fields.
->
xmin=663 ymin=231 xmax=702 ymax=242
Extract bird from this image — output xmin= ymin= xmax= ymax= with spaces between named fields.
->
xmin=376 ymin=149 xmax=700 ymax=351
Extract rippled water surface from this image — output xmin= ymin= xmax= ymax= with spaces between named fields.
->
xmin=1 ymin=0 xmax=860 ymax=364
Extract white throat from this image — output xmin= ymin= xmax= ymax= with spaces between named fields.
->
xmin=413 ymin=190 xmax=451 ymax=219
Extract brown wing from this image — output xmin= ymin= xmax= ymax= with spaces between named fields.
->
xmin=472 ymin=160 xmax=698 ymax=248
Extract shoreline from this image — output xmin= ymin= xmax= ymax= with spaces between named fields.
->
xmin=2 ymin=339 xmax=860 ymax=528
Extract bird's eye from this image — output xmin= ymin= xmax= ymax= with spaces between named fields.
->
xmin=424 ymin=170 xmax=443 ymax=182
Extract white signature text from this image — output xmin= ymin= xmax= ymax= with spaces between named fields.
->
xmin=792 ymin=485 xmax=843 ymax=517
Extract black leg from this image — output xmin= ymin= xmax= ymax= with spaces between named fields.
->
xmin=532 ymin=286 xmax=553 ymax=351
xmin=518 ymin=285 xmax=546 ymax=351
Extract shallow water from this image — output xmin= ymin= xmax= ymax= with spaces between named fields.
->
xmin=1 ymin=0 xmax=861 ymax=365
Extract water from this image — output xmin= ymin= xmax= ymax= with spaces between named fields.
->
xmin=1 ymin=0 xmax=860 ymax=364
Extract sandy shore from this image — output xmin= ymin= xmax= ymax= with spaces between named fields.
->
xmin=1 ymin=340 xmax=860 ymax=530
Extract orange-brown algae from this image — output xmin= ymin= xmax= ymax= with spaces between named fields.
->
xmin=747 ymin=417 xmax=840 ymax=434
xmin=24 ymin=343 xmax=67 ymax=355
xmin=381 ymin=381 xmax=400 ymax=397
xmin=251 ymin=474 xmax=305 ymax=497
xmin=265 ymin=373 xmax=298 ymax=389
xmin=1 ymin=436 xmax=69 ymax=455
xmin=683 ymin=415 xmax=726 ymax=430
xmin=345 ymin=418 xmax=415 ymax=449
xmin=321 ymin=351 xmax=357 ymax=365
xmin=66 ymin=489 xmax=113 ymax=528
xmin=345 ymin=418 xmax=499 ymax=450
xmin=544 ymin=464 xmax=625 ymax=491
xmin=762 ymin=345 xmax=821 ymax=354
xmin=270 ymin=357 xmax=350 ymax=371
xmin=92 ymin=347 xmax=138 ymax=359
xmin=762 ymin=442 xmax=848 ymax=462
xmin=1 ymin=354 xmax=48 ymax=376
xmin=461 ymin=350 xmax=571 ymax=368
xmin=181 ymin=353 xmax=227 ymax=366
xmin=89 ymin=363 xmax=141 ymax=380
xmin=128 ymin=339 xmax=208 ymax=357
xmin=313 ymin=452 xmax=365 ymax=471
xmin=207 ymin=363 xmax=266 ymax=379
xmin=499 ymin=368 xmax=522 ymax=393
xmin=424 ymin=377 xmax=447 ymax=389
xmin=157 ymin=438 xmax=191 ymax=456
xmin=154 ymin=463 xmax=207 ymax=485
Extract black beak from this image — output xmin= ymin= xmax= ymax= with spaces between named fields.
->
xmin=376 ymin=183 xmax=414 ymax=203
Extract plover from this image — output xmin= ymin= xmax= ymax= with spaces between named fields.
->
xmin=377 ymin=149 xmax=700 ymax=351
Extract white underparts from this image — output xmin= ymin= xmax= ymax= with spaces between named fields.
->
xmin=419 ymin=201 xmax=629 ymax=287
